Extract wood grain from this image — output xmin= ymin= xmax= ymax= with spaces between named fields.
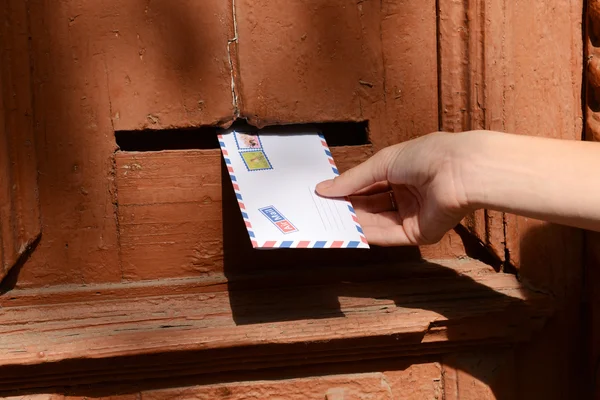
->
xmin=438 ymin=2 xmax=586 ymax=398
xmin=438 ymin=0 xmax=506 ymax=263
xmin=0 ymin=0 xmax=41 ymax=281
xmin=235 ymin=0 xmax=384 ymax=128
xmin=16 ymin=0 xmax=123 ymax=288
xmin=0 ymin=259 xmax=551 ymax=391
xmin=505 ymin=2 xmax=585 ymax=399
xmin=2 ymin=363 xmax=443 ymax=399
xmin=115 ymin=146 xmax=375 ymax=281
xmin=105 ymin=0 xmax=236 ymax=130
xmin=116 ymin=150 xmax=223 ymax=281
xmin=442 ymin=350 xmax=515 ymax=400
xmin=586 ymin=2 xmax=600 ymax=396
xmin=380 ymin=0 xmax=438 ymax=146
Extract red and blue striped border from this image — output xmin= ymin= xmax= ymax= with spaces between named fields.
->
xmin=347 ymin=204 xmax=369 ymax=245
xmin=318 ymin=133 xmax=339 ymax=176
xmin=259 ymin=240 xmax=363 ymax=248
xmin=219 ymin=134 xmax=259 ymax=248
xmin=318 ymin=133 xmax=367 ymax=245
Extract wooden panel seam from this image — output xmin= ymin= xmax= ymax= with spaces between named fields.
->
xmin=0 ymin=0 xmax=41 ymax=282
xmin=438 ymin=0 xmax=507 ymax=264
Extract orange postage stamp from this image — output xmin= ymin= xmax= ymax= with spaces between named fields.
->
xmin=235 ymin=132 xmax=262 ymax=150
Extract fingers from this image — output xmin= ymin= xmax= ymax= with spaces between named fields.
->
xmin=356 ymin=210 xmax=415 ymax=245
xmin=353 ymin=181 xmax=391 ymax=196
xmin=355 ymin=210 xmax=400 ymax=227
xmin=350 ymin=192 xmax=396 ymax=214
xmin=363 ymin=225 xmax=414 ymax=246
xmin=316 ymin=148 xmax=396 ymax=197
xmin=351 ymin=187 xmax=417 ymax=246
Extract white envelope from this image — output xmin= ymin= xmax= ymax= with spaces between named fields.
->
xmin=218 ymin=129 xmax=369 ymax=249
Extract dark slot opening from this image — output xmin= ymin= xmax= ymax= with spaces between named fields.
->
xmin=115 ymin=120 xmax=369 ymax=152
xmin=320 ymin=121 xmax=370 ymax=146
xmin=115 ymin=126 xmax=221 ymax=152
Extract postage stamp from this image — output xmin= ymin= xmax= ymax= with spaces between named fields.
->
xmin=240 ymin=150 xmax=272 ymax=171
xmin=259 ymin=206 xmax=298 ymax=234
xmin=234 ymin=132 xmax=262 ymax=150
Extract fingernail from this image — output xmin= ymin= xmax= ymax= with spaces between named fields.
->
xmin=316 ymin=179 xmax=334 ymax=191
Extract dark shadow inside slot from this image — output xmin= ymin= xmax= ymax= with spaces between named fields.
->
xmin=115 ymin=120 xmax=370 ymax=152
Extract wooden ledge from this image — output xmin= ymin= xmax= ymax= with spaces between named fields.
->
xmin=0 ymin=258 xmax=552 ymax=390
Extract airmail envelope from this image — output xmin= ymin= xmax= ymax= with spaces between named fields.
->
xmin=217 ymin=129 xmax=369 ymax=249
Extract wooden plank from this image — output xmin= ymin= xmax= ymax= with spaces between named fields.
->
xmin=2 ymin=364 xmax=442 ymax=399
xmin=0 ymin=258 xmax=552 ymax=391
xmin=382 ymin=363 xmax=443 ymax=399
xmin=438 ymin=2 xmax=587 ymax=395
xmin=442 ymin=350 xmax=515 ymax=400
xmin=380 ymin=0 xmax=438 ymax=146
xmin=16 ymin=0 xmax=123 ymax=288
xmin=378 ymin=0 xmax=468 ymax=263
xmin=585 ymin=232 xmax=600 ymax=398
xmin=126 ymin=366 xmax=442 ymax=400
xmin=585 ymin=2 xmax=600 ymax=397
xmin=0 ymin=258 xmax=495 ymax=308
xmin=125 ymin=374 xmax=398 ymax=399
xmin=105 ymin=0 xmax=236 ymax=130
xmin=504 ymin=1 xmax=585 ymax=399
xmin=14 ymin=0 xmax=235 ymax=287
xmin=115 ymin=146 xmax=376 ymax=281
xmin=0 ymin=0 xmax=41 ymax=281
xmin=115 ymin=150 xmax=223 ymax=280
xmin=438 ymin=0 xmax=586 ymax=397
xmin=235 ymin=0 xmax=384 ymax=127
xmin=438 ymin=0 xmax=506 ymax=262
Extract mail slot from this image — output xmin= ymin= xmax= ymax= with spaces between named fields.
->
xmin=114 ymin=121 xmax=370 ymax=151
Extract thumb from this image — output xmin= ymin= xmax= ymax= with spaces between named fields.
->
xmin=316 ymin=147 xmax=397 ymax=197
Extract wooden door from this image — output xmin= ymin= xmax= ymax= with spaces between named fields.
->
xmin=0 ymin=0 xmax=589 ymax=398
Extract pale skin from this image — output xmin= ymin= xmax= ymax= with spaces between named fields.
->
xmin=316 ymin=130 xmax=600 ymax=246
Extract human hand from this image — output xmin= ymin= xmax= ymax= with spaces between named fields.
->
xmin=316 ymin=132 xmax=475 ymax=246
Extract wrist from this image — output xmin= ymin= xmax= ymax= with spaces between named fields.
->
xmin=448 ymin=130 xmax=504 ymax=211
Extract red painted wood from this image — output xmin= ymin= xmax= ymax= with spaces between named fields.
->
xmin=0 ymin=0 xmax=41 ymax=281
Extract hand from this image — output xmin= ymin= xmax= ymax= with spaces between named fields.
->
xmin=316 ymin=132 xmax=473 ymax=246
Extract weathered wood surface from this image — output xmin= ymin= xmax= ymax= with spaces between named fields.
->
xmin=0 ymin=352 xmax=516 ymax=399
xmin=0 ymin=259 xmax=551 ymax=391
xmin=438 ymin=0 xmax=506 ymax=262
xmin=3 ymin=362 xmax=444 ymax=399
xmin=105 ymin=0 xmax=236 ymax=130
xmin=439 ymin=0 xmax=586 ymax=397
xmin=586 ymin=1 xmax=600 ymax=396
xmin=16 ymin=0 xmax=123 ymax=287
xmin=115 ymin=146 xmax=375 ymax=281
xmin=442 ymin=350 xmax=515 ymax=400
xmin=502 ymin=1 xmax=585 ymax=399
xmin=0 ymin=0 xmax=41 ymax=281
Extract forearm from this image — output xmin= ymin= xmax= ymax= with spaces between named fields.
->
xmin=458 ymin=130 xmax=600 ymax=231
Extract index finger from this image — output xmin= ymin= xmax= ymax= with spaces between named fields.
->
xmin=316 ymin=147 xmax=396 ymax=197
